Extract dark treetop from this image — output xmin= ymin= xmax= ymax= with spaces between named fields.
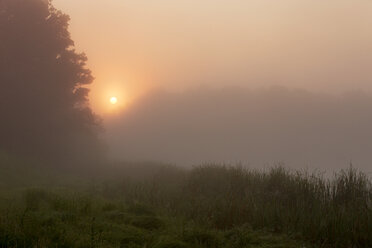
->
xmin=0 ymin=0 xmax=103 ymax=164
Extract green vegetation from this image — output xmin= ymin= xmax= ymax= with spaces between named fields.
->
xmin=0 ymin=155 xmax=371 ymax=247
xmin=0 ymin=189 xmax=306 ymax=248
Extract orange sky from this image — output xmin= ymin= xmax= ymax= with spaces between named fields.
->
xmin=53 ymin=0 xmax=372 ymax=114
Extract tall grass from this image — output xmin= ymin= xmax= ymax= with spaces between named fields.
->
xmin=0 ymin=188 xmax=308 ymax=248
xmin=122 ymin=164 xmax=372 ymax=247
xmin=0 ymin=156 xmax=371 ymax=247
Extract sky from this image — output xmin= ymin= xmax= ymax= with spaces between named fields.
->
xmin=53 ymin=0 xmax=372 ymax=114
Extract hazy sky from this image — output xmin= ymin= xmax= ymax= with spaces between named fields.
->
xmin=53 ymin=0 xmax=372 ymax=114
xmin=50 ymin=0 xmax=372 ymax=169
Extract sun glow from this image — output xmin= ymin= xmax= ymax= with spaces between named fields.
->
xmin=110 ymin=96 xmax=118 ymax=105
xmin=90 ymin=80 xmax=133 ymax=114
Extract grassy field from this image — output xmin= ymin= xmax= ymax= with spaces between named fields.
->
xmin=0 ymin=154 xmax=371 ymax=247
xmin=0 ymin=189 xmax=309 ymax=248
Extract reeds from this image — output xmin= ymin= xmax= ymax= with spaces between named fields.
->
xmin=125 ymin=164 xmax=372 ymax=247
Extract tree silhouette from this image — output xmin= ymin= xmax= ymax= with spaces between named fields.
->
xmin=0 ymin=0 xmax=104 ymax=164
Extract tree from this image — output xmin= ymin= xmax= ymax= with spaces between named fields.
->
xmin=0 ymin=0 xmax=104 ymax=164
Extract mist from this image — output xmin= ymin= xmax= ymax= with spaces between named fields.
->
xmin=107 ymin=86 xmax=372 ymax=172
xmin=1 ymin=1 xmax=371 ymax=246
xmin=53 ymin=0 xmax=372 ymax=113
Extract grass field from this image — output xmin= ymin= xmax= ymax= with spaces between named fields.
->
xmin=0 ymin=188 xmax=310 ymax=248
xmin=0 ymin=154 xmax=371 ymax=247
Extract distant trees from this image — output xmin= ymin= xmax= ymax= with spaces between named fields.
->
xmin=0 ymin=0 xmax=104 ymax=164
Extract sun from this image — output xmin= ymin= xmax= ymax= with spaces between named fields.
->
xmin=110 ymin=96 xmax=118 ymax=105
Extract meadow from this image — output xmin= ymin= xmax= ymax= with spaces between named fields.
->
xmin=0 ymin=154 xmax=371 ymax=248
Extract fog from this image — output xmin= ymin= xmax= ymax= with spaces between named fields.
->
xmin=1 ymin=1 xmax=371 ymax=246
xmin=3 ymin=0 xmax=372 ymax=172
xmin=107 ymin=87 xmax=372 ymax=172
xmin=53 ymin=0 xmax=372 ymax=113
